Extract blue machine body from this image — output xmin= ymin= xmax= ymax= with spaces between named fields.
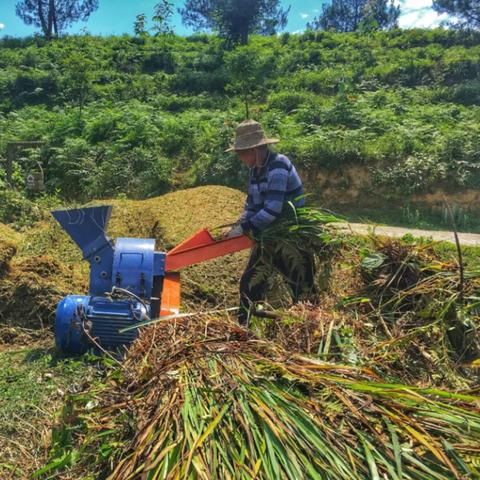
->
xmin=55 ymin=295 xmax=149 ymax=354
xmin=51 ymin=206 xmax=165 ymax=354
xmin=113 ymin=238 xmax=155 ymax=297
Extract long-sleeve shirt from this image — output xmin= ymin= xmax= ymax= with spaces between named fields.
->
xmin=240 ymin=152 xmax=305 ymax=233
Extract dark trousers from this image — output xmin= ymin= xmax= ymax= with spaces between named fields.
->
xmin=238 ymin=246 xmax=316 ymax=325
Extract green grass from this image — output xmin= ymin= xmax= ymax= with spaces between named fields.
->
xmin=432 ymin=242 xmax=480 ymax=270
xmin=0 ymin=341 xmax=100 ymax=478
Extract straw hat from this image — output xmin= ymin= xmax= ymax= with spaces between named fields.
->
xmin=226 ymin=120 xmax=279 ymax=152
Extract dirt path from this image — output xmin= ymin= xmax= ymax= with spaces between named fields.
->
xmin=334 ymin=223 xmax=480 ymax=246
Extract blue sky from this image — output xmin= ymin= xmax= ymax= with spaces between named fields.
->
xmin=0 ymin=1 xmax=449 ymax=37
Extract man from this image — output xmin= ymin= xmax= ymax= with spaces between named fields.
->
xmin=225 ymin=119 xmax=315 ymax=325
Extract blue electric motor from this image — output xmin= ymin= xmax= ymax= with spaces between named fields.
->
xmin=51 ymin=206 xmax=167 ymax=354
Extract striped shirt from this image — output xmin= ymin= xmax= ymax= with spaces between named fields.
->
xmin=240 ymin=152 xmax=305 ymax=233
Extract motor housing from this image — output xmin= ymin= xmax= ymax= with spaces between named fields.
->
xmin=55 ymin=295 xmax=149 ymax=354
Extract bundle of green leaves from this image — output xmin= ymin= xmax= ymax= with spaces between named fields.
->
xmin=250 ymin=203 xmax=342 ymax=292
xmin=38 ymin=317 xmax=480 ymax=479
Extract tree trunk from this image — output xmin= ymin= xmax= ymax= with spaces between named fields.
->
xmin=238 ymin=17 xmax=250 ymax=45
xmin=48 ymin=0 xmax=58 ymax=37
xmin=36 ymin=0 xmax=50 ymax=38
xmin=52 ymin=0 xmax=59 ymax=36
xmin=240 ymin=30 xmax=249 ymax=45
xmin=47 ymin=0 xmax=54 ymax=37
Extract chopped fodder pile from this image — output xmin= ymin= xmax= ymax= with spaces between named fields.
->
xmin=0 ymin=255 xmax=87 ymax=328
xmin=0 ymin=222 xmax=21 ymax=274
xmin=0 ymin=239 xmax=17 ymax=274
xmin=0 ymin=221 xmax=22 ymax=245
xmin=19 ymin=219 xmax=84 ymax=266
xmin=1 ymin=219 xmax=88 ymax=328
xmin=107 ymin=186 xmax=246 ymax=248
xmin=44 ymin=316 xmax=480 ymax=480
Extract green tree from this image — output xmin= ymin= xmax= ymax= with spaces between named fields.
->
xmin=62 ymin=52 xmax=94 ymax=117
xmin=179 ymin=0 xmax=290 ymax=45
xmin=15 ymin=0 xmax=99 ymax=39
xmin=225 ymin=45 xmax=271 ymax=117
xmin=363 ymin=0 xmax=400 ymax=30
xmin=153 ymin=0 xmax=174 ymax=35
xmin=308 ymin=0 xmax=400 ymax=32
xmin=134 ymin=13 xmax=148 ymax=37
xmin=433 ymin=0 xmax=480 ymax=29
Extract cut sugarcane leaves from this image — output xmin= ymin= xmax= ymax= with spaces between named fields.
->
xmin=250 ymin=204 xmax=342 ymax=290
xmin=40 ymin=316 xmax=480 ymax=479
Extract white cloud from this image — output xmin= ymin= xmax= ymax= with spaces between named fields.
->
xmin=300 ymin=13 xmax=309 ymax=19
xmin=0 ymin=23 xmax=5 ymax=30
xmin=397 ymin=0 xmax=450 ymax=28
xmin=400 ymin=0 xmax=433 ymax=9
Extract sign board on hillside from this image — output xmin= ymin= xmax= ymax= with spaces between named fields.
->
xmin=4 ymin=141 xmax=45 ymax=191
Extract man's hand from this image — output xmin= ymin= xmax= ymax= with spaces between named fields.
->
xmin=224 ymin=224 xmax=244 ymax=238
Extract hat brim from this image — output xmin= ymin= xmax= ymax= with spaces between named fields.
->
xmin=225 ymin=138 xmax=280 ymax=153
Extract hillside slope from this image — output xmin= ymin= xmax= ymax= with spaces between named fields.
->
xmin=1 ymin=30 xmax=479 ymax=224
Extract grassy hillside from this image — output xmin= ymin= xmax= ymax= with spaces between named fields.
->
xmin=1 ymin=30 xmax=479 ymax=229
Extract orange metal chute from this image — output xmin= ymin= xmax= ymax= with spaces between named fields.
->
xmin=160 ymin=272 xmax=181 ymax=315
xmin=157 ymin=229 xmax=253 ymax=317
xmin=165 ymin=229 xmax=253 ymax=272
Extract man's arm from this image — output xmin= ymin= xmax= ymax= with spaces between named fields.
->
xmin=239 ymin=193 xmax=256 ymax=223
xmin=226 ymin=194 xmax=257 ymax=237
xmin=241 ymin=162 xmax=289 ymax=233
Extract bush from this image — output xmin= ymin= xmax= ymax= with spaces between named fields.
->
xmin=282 ymin=129 xmax=368 ymax=171
xmin=267 ymin=91 xmax=313 ymax=112
xmin=142 ymin=49 xmax=176 ymax=74
xmin=46 ymin=138 xmax=95 ymax=198
xmin=8 ymin=69 xmax=58 ymax=108
xmin=373 ymin=154 xmax=447 ymax=194
xmin=91 ymin=148 xmax=173 ymax=198
xmin=451 ymin=81 xmax=480 ymax=106
xmin=292 ymin=68 xmax=354 ymax=95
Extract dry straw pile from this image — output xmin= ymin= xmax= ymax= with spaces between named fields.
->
xmin=0 ymin=186 xmax=248 ymax=327
xmin=41 ymin=316 xmax=480 ymax=479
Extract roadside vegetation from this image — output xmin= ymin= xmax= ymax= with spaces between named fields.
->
xmin=1 ymin=28 xmax=480 ymax=229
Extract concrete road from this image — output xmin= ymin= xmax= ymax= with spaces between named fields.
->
xmin=333 ymin=222 xmax=480 ymax=246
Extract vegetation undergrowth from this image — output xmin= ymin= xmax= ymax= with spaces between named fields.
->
xmin=36 ymin=318 xmax=480 ymax=480
xmin=0 ymin=333 xmax=101 ymax=479
xmin=1 ymin=29 xmax=479 ymax=219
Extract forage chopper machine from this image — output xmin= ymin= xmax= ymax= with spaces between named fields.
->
xmin=51 ymin=206 xmax=252 ymax=354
